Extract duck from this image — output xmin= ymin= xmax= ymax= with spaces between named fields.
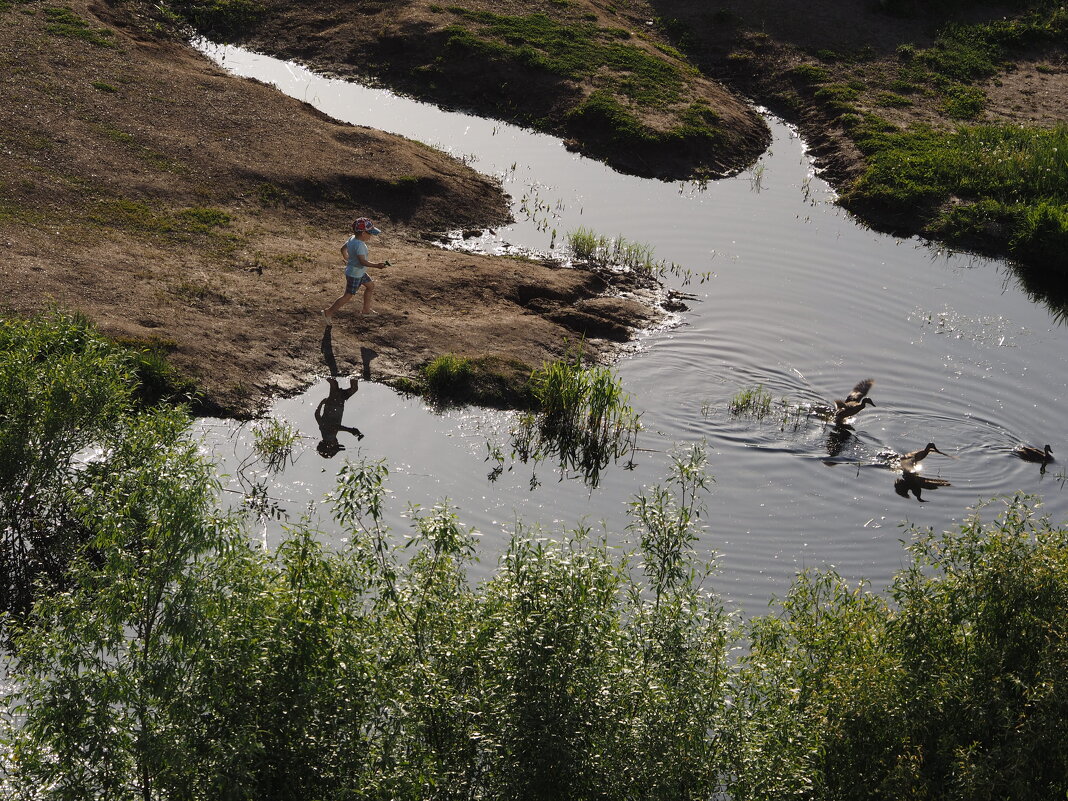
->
xmin=898 ymin=442 xmax=952 ymax=473
xmin=1013 ymin=444 xmax=1053 ymax=464
xmin=832 ymin=379 xmax=876 ymax=425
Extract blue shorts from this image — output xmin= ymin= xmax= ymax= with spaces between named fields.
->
xmin=345 ymin=274 xmax=372 ymax=295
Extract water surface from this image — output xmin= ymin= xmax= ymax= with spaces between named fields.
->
xmin=196 ymin=43 xmax=1068 ymax=618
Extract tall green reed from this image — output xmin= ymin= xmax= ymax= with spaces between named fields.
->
xmin=568 ymin=226 xmax=659 ymax=271
xmin=512 ymin=350 xmax=642 ymax=487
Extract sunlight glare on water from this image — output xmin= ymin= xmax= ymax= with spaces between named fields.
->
xmin=195 ymin=42 xmax=1068 ymax=618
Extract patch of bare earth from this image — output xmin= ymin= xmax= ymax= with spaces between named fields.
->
xmin=0 ymin=0 xmax=664 ymax=416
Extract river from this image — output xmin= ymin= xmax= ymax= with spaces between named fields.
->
xmin=194 ymin=42 xmax=1067 ymax=618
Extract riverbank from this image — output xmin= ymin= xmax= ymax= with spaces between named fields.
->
xmin=638 ymin=0 xmax=1068 ymax=283
xmin=199 ymin=0 xmax=772 ymax=181
xmin=0 ymin=0 xmax=665 ymax=416
xmin=199 ymin=0 xmax=1067 ymax=283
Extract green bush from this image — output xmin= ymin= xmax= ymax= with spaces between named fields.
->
xmin=0 ymin=314 xmax=134 ymax=622
xmin=0 ymin=313 xmax=202 ymax=629
xmin=732 ymin=495 xmax=1068 ymax=800
xmin=423 ymin=352 xmax=474 ymax=396
xmin=4 ymin=445 xmax=735 ymax=800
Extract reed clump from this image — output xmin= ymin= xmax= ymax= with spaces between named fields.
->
xmin=567 ymin=226 xmax=661 ymax=272
xmin=251 ymin=416 xmax=300 ymax=472
xmin=510 ymin=353 xmax=642 ymax=487
xmin=728 ymin=384 xmax=774 ymax=418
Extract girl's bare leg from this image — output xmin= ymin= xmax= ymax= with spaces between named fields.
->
xmin=324 ymin=292 xmax=354 ymax=319
xmin=360 ymin=282 xmax=375 ymax=314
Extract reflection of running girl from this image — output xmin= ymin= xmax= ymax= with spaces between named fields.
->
xmin=315 ymin=377 xmax=363 ymax=458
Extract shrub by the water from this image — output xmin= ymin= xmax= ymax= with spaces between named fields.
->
xmin=424 ymin=353 xmax=475 ymax=397
xmin=733 ymin=494 xmax=1068 ymax=800
xmin=3 ymin=314 xmax=1068 ymax=799
xmin=0 ymin=313 xmax=191 ymax=625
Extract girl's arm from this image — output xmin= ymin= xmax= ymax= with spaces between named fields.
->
xmin=357 ymin=254 xmax=388 ymax=269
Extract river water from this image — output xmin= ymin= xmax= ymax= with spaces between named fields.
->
xmin=194 ymin=42 xmax=1067 ymax=618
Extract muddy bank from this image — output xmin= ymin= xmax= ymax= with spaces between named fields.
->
xmin=186 ymin=0 xmax=1066 ymax=277
xmin=0 ymin=0 xmax=665 ymax=416
xmin=194 ymin=0 xmax=772 ymax=181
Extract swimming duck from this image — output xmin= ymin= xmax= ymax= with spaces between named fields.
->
xmin=833 ymin=379 xmax=876 ymax=425
xmin=1013 ymin=444 xmax=1053 ymax=464
xmin=898 ymin=442 xmax=952 ymax=473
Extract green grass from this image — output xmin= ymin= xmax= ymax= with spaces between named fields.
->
xmin=164 ymin=0 xmax=263 ymax=37
xmin=814 ymin=84 xmax=860 ymax=103
xmin=564 ymin=90 xmax=647 ymax=144
xmin=789 ymin=63 xmax=831 ymax=84
xmin=940 ymin=83 xmax=986 ymax=119
xmin=567 ymin=227 xmax=661 ymax=272
xmin=847 ymin=118 xmax=1068 ymax=270
xmin=443 ymin=9 xmax=684 ymax=106
xmin=727 ymin=384 xmax=773 ymax=418
xmin=875 ymin=91 xmax=913 ymax=108
xmin=42 ymin=6 xmax=115 ymax=47
xmin=421 ymin=354 xmax=534 ymax=408
xmin=813 ymin=83 xmax=861 ymax=116
xmin=888 ymin=7 xmax=1068 ymax=118
xmin=670 ymin=100 xmax=725 ymax=145
xmin=88 ymin=198 xmax=231 ymax=238
xmin=423 ymin=353 xmax=474 ymax=398
xmin=175 ymin=206 xmax=231 ymax=232
xmin=0 ymin=196 xmax=47 ymax=227
xmin=96 ymin=123 xmax=186 ymax=173
xmin=255 ymin=182 xmax=290 ymax=207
